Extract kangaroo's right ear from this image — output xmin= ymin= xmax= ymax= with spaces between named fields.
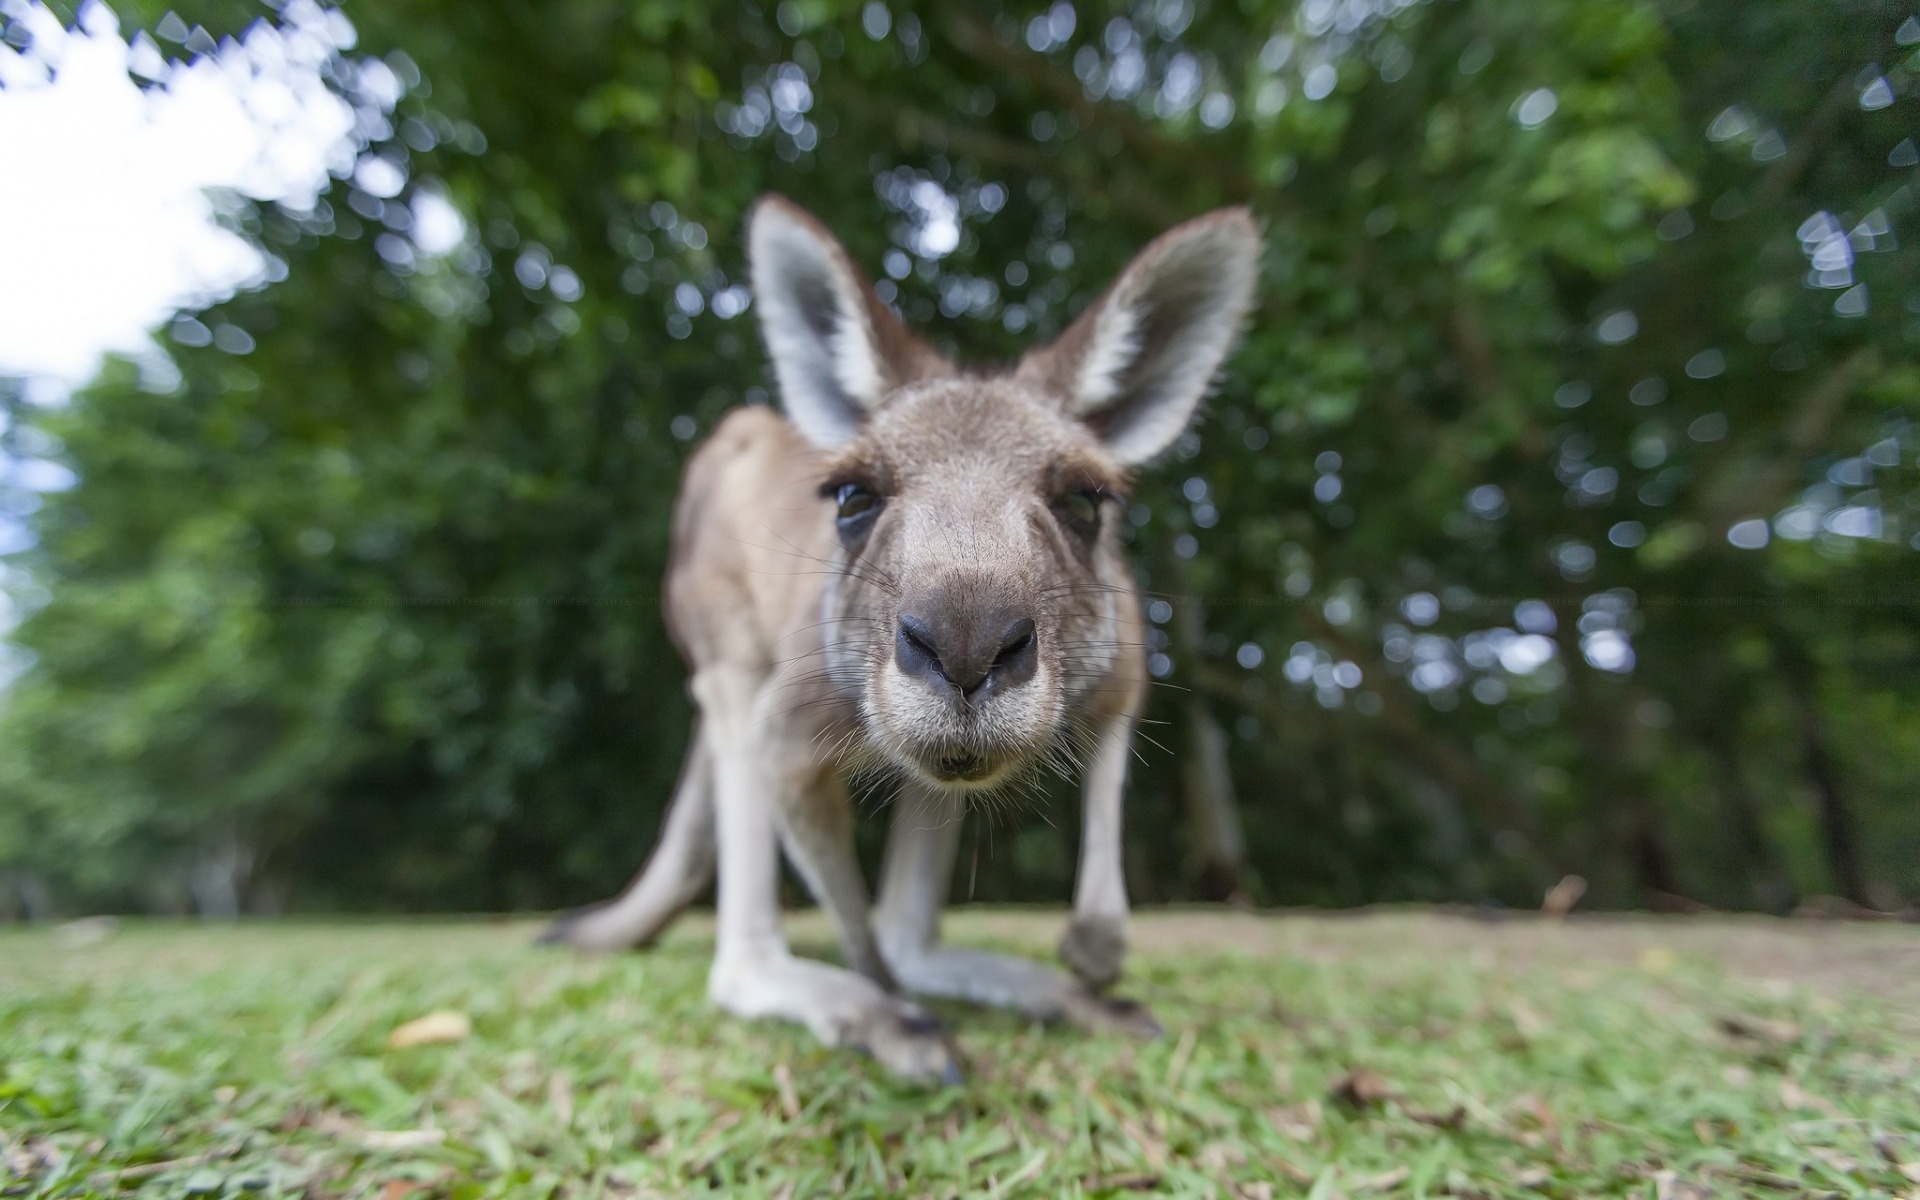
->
xmin=747 ymin=195 xmax=944 ymax=448
xmin=1016 ymin=207 xmax=1261 ymax=465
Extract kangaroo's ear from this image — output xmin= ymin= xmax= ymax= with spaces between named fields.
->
xmin=1018 ymin=208 xmax=1261 ymax=465
xmin=747 ymin=195 xmax=944 ymax=447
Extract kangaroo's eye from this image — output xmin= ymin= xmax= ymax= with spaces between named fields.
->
xmin=1058 ymin=488 xmax=1102 ymax=533
xmin=834 ymin=482 xmax=879 ymax=524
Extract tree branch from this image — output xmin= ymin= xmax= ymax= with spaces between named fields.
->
xmin=940 ymin=11 xmax=1262 ymax=205
xmin=1694 ymin=345 xmax=1876 ymax=529
xmin=1192 ymin=662 xmax=1551 ymax=883
xmin=887 ymin=107 xmax=1194 ymax=228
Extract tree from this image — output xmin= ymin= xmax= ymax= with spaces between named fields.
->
xmin=2 ymin=0 xmax=1914 ymax=915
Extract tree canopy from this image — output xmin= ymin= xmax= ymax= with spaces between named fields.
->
xmin=2 ymin=0 xmax=1916 ymax=917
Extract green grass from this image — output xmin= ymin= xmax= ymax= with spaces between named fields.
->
xmin=3 ymin=910 xmax=1919 ymax=1198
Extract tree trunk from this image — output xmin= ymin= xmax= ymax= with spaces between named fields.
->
xmin=1775 ymin=634 xmax=1873 ymax=909
xmin=1180 ymin=696 xmax=1246 ymax=900
xmin=1169 ymin=580 xmax=1246 ymax=900
xmin=1705 ymin=733 xmax=1797 ymax=913
xmin=1 ymin=870 xmax=53 ymax=922
xmin=1799 ymin=702 xmax=1870 ymax=908
xmin=1548 ymin=612 xmax=1680 ymax=905
xmin=188 ymin=837 xmax=255 ymax=921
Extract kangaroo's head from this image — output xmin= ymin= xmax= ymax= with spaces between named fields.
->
xmin=749 ymin=195 xmax=1260 ymax=792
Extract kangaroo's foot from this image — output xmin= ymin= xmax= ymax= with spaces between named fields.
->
xmin=710 ymin=951 xmax=961 ymax=1085
xmin=1058 ymin=914 xmax=1128 ymax=990
xmin=882 ymin=940 xmax=1160 ymax=1039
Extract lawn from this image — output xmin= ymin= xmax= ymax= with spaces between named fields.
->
xmin=3 ymin=909 xmax=1918 ymax=1198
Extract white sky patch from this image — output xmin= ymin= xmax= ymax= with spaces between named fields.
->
xmin=0 ymin=0 xmax=363 ymax=389
xmin=907 ymin=179 xmax=960 ymax=258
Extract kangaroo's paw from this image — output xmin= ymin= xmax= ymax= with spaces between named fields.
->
xmin=850 ymin=1004 xmax=963 ymax=1086
xmin=1059 ymin=915 xmax=1127 ymax=990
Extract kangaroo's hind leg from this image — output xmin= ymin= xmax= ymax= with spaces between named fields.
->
xmin=541 ymin=717 xmax=717 ymax=952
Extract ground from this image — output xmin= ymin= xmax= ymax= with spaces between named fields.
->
xmin=3 ymin=909 xmax=1919 ymax=1198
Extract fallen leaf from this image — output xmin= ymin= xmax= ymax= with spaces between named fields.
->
xmin=1778 ymin=1078 xmax=1838 ymax=1115
xmin=310 ymin=1110 xmax=362 ymax=1138
xmin=773 ymin=1063 xmax=800 ymax=1122
xmin=1901 ymin=1163 xmax=1920 ymax=1184
xmin=5 ymin=1137 xmax=52 ymax=1177
xmin=1512 ymin=1094 xmax=1559 ymax=1137
xmin=1650 ymin=1170 xmax=1712 ymax=1200
xmin=1360 ymin=1165 xmax=1410 ymax=1191
xmin=547 ymin=1070 xmax=573 ymax=1127
xmin=1118 ymin=1117 xmax=1168 ymax=1171
xmin=1541 ymin=874 xmax=1587 ymax=919
xmin=1330 ymin=1068 xmax=1396 ymax=1109
xmin=86 ymin=1151 xmax=225 ymax=1187
xmin=1507 ymin=1000 xmax=1548 ymax=1041
xmin=1266 ymin=1102 xmax=1322 ymax=1141
xmin=1164 ymin=1027 xmax=1198 ymax=1090
xmin=1638 ymin=947 xmax=1676 ymax=973
xmin=359 ymin=1129 xmax=446 ymax=1151
xmin=386 ymin=1011 xmax=471 ymax=1049
xmin=1711 ymin=1164 xmax=1806 ymax=1192
xmin=1408 ymin=1104 xmax=1467 ymax=1130
xmin=54 ymin=916 xmax=118 ymax=948
xmin=1086 ymin=1173 xmax=1162 ymax=1192
xmin=1717 ymin=1015 xmax=1802 ymax=1046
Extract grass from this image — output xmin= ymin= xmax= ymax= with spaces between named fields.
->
xmin=3 ymin=909 xmax=1919 ymax=1198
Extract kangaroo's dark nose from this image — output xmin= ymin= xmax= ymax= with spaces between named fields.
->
xmin=896 ymin=612 xmax=1037 ymax=698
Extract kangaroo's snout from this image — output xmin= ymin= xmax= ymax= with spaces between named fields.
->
xmin=896 ymin=605 xmax=1038 ymax=700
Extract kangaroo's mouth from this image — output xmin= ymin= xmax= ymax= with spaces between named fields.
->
xmin=911 ymin=746 xmax=1017 ymax=789
xmin=872 ymin=672 xmax=1063 ymax=792
xmin=934 ymin=752 xmax=990 ymax=781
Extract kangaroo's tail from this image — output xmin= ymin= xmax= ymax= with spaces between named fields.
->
xmin=539 ymin=718 xmax=716 ymax=951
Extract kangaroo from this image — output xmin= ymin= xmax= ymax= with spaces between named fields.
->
xmin=545 ymin=195 xmax=1261 ymax=1082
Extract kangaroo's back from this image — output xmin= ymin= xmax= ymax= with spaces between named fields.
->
xmin=664 ymin=405 xmax=835 ymax=675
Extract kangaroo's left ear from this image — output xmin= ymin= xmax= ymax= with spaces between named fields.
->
xmin=748 ymin=194 xmax=947 ymax=448
xmin=1017 ymin=208 xmax=1262 ymax=465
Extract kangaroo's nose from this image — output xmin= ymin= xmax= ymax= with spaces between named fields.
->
xmin=896 ymin=612 xmax=1037 ymax=698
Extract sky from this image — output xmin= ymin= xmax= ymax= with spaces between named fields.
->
xmin=0 ymin=0 xmax=376 ymax=673
xmin=0 ymin=0 xmax=373 ymax=389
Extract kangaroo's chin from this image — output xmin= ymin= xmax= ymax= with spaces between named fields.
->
xmin=878 ymin=738 xmax=1033 ymax=792
xmin=919 ymin=751 xmax=1015 ymax=790
xmin=866 ymin=681 xmax=1062 ymax=793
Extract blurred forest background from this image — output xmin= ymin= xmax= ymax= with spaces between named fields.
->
xmin=1 ymin=0 xmax=1916 ymax=920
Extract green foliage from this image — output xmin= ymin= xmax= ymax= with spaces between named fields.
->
xmin=0 ymin=0 xmax=1916 ymax=913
